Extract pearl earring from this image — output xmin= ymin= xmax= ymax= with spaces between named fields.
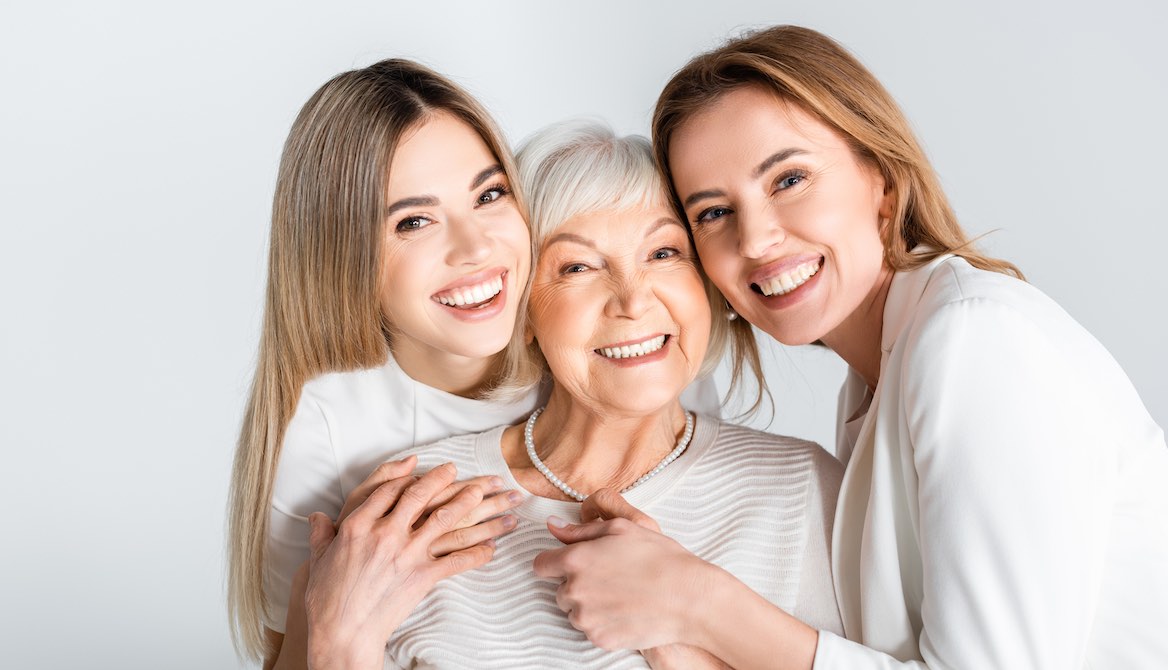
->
xmin=725 ymin=300 xmax=739 ymax=321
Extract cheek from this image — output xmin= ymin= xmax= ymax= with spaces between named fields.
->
xmin=528 ymin=283 xmax=586 ymax=345
xmin=693 ymin=234 xmax=741 ymax=294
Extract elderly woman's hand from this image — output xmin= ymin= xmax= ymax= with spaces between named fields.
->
xmin=303 ymin=463 xmax=497 ymax=670
xmin=532 ymin=489 xmax=718 ymax=653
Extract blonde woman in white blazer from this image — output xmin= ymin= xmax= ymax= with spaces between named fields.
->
xmin=533 ymin=25 xmax=1168 ymax=669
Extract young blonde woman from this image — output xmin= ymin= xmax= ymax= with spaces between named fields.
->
xmin=227 ymin=60 xmax=540 ymax=669
xmin=227 ymin=60 xmax=720 ymax=669
xmin=535 ymin=26 xmax=1168 ymax=669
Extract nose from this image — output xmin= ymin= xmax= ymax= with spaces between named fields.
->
xmin=605 ymin=272 xmax=655 ymax=320
xmin=445 ymin=215 xmax=492 ymax=266
xmin=737 ymin=207 xmax=786 ymax=259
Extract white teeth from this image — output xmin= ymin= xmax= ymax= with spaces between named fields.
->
xmin=598 ymin=335 xmax=667 ymax=360
xmin=436 ymin=275 xmax=504 ymax=307
xmin=758 ymin=260 xmax=821 ymax=297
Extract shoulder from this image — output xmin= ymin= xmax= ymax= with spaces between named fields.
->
xmin=299 ymin=357 xmax=401 ymax=412
xmin=399 ymin=429 xmax=496 ymax=476
xmin=703 ymin=421 xmax=844 ymax=489
xmin=896 ymin=257 xmax=1095 ymax=370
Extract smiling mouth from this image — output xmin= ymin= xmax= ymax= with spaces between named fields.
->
xmin=751 ymin=258 xmax=821 ymax=296
xmin=432 ymin=272 xmax=505 ymax=309
xmin=594 ymin=335 xmax=669 ymax=360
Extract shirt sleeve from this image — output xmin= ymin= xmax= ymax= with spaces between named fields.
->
xmin=263 ymin=388 xmax=345 ymax=633
xmin=816 ymin=297 xmax=1116 ymax=668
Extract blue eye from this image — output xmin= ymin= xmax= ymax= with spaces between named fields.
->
xmin=775 ymin=171 xmax=807 ymax=191
xmin=395 ymin=216 xmax=432 ymax=233
xmin=695 ymin=206 xmax=732 ymax=225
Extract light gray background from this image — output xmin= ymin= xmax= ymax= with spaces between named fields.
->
xmin=2 ymin=1 xmax=1164 ymax=668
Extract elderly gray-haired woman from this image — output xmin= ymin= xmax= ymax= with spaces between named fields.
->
xmin=303 ymin=121 xmax=844 ymax=669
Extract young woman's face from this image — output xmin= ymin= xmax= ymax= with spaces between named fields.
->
xmin=380 ymin=112 xmax=530 ymax=366
xmin=668 ymin=85 xmax=891 ymax=347
xmin=527 ymin=201 xmax=710 ymax=416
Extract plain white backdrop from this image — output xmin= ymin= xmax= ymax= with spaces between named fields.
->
xmin=1 ymin=1 xmax=1164 ymax=667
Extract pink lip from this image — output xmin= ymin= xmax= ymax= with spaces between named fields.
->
xmin=431 ymin=267 xmax=508 ymax=297
xmin=747 ymin=254 xmax=823 ymax=286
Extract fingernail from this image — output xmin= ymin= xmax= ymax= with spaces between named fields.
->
xmin=484 ymin=538 xmax=497 ymax=548
xmin=547 ymin=515 xmax=569 ymax=529
xmin=507 ymin=491 xmax=524 ymax=504
xmin=502 ymin=514 xmax=518 ymax=529
xmin=490 ymin=476 xmax=505 ymax=490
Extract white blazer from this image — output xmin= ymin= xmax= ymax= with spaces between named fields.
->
xmin=813 ymin=255 xmax=1168 ymax=668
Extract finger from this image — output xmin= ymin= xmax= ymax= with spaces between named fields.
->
xmin=307 ymin=512 xmax=336 ymax=565
xmin=415 ymin=485 xmax=484 ymax=546
xmin=425 ymin=475 xmax=506 ymax=512
xmin=425 ymin=541 xmax=496 ymax=582
xmin=429 ymin=513 xmax=518 ymax=557
xmin=532 ymin=543 xmax=575 ymax=579
xmin=346 ymin=474 xmax=419 ymax=526
xmin=386 ymin=463 xmax=460 ymax=531
xmin=545 ymin=515 xmax=621 ymax=545
xmin=581 ymin=488 xmax=660 ymax=531
xmin=455 ymin=490 xmax=524 ymax=529
xmin=337 ymin=456 xmax=419 ymax=524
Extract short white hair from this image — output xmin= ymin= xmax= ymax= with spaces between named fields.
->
xmin=517 ymin=120 xmax=667 ymax=251
xmin=498 ymin=119 xmax=730 ymax=394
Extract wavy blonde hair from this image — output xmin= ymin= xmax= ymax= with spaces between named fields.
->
xmin=653 ymin=25 xmax=1023 ymax=389
xmin=227 ymin=59 xmax=530 ymax=661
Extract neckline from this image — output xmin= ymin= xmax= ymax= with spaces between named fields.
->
xmin=474 ymin=415 xmax=719 ymax=522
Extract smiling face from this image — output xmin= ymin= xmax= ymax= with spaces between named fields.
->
xmin=669 ymin=85 xmax=892 ymax=348
xmin=527 ymin=201 xmax=710 ymax=417
xmin=380 ymin=112 xmax=530 ymax=378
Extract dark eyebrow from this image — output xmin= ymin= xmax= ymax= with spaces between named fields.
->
xmin=470 ymin=164 xmax=504 ymax=190
xmin=682 ymin=148 xmax=808 ymax=210
xmin=752 ymin=148 xmax=807 ymax=179
xmin=682 ymin=189 xmax=725 ymax=210
xmin=386 ymin=195 xmax=438 ymax=218
xmin=543 ymin=232 xmax=597 ymax=250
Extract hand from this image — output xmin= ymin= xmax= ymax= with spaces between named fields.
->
xmin=532 ymin=488 xmax=711 ymax=651
xmin=337 ymin=456 xmax=524 ymax=551
xmin=642 ymin=644 xmax=734 ymax=670
xmin=303 ymin=463 xmax=495 ymax=670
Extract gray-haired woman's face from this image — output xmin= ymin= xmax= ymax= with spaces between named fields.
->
xmin=526 ymin=201 xmax=711 ymax=414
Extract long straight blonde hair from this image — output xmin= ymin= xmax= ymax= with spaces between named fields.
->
xmin=653 ymin=25 xmax=1023 ymax=384
xmin=227 ymin=59 xmax=529 ymax=661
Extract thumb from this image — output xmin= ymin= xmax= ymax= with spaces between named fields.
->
xmin=307 ymin=512 xmax=336 ymax=565
xmin=581 ymin=487 xmax=660 ymax=532
xmin=545 ymin=515 xmax=612 ymax=545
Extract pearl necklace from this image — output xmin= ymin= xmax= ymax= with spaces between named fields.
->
xmin=523 ymin=407 xmax=695 ymax=502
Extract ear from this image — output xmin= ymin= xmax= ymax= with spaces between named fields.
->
xmin=524 ymin=323 xmax=535 ymax=346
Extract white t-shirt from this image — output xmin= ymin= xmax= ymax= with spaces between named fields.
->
xmin=263 ymin=353 xmax=721 ymax=631
xmin=387 ymin=417 xmax=844 ymax=669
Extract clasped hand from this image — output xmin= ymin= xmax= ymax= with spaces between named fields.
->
xmin=533 ymin=489 xmax=730 ymax=669
xmin=302 ymin=456 xmax=521 ymax=670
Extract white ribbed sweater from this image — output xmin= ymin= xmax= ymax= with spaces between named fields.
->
xmin=386 ymin=416 xmax=844 ymax=669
